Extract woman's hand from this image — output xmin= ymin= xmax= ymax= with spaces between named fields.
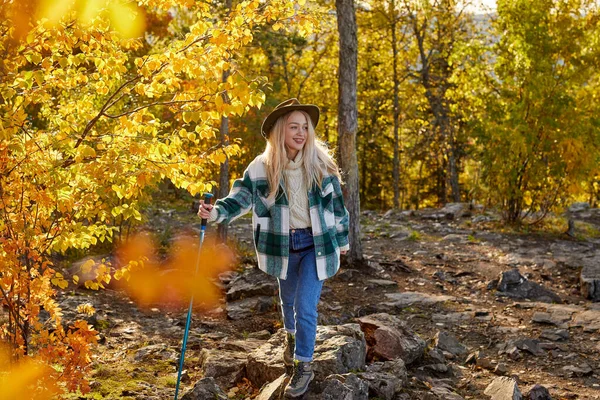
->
xmin=340 ymin=250 xmax=348 ymax=255
xmin=197 ymin=200 xmax=214 ymax=219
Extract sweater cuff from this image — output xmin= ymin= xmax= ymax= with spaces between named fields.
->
xmin=207 ymin=207 xmax=219 ymax=223
xmin=340 ymin=243 xmax=350 ymax=252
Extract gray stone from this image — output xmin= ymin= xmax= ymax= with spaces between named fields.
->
xmin=358 ymin=359 xmax=407 ymax=400
xmin=199 ymin=348 xmax=246 ymax=386
xmin=428 ymin=385 xmax=465 ymax=400
xmin=226 ymin=267 xmax=278 ymax=301
xmin=434 ymin=331 xmax=468 ymax=356
xmin=571 ymin=310 xmax=600 ymax=332
xmin=440 ymin=203 xmax=470 ymax=220
xmin=495 ymin=269 xmax=562 ymax=303
xmin=384 ymin=292 xmax=455 ymax=308
xmin=312 ymin=324 xmax=368 ymax=377
xmin=539 ymin=329 xmax=569 ymax=341
xmin=526 ymin=384 xmax=552 ymax=400
xmin=442 ymin=234 xmax=469 ymax=242
xmin=366 ymin=279 xmax=398 ymax=288
xmin=180 ymin=377 xmax=228 ymax=400
xmin=568 ymin=202 xmax=590 ymax=213
xmin=580 ymin=263 xmax=600 ymax=301
xmin=226 ymin=296 xmax=275 ymax=320
xmin=246 ymin=329 xmax=287 ymax=389
xmin=427 ymin=348 xmax=446 ymax=364
xmin=494 ymin=363 xmax=509 ymax=376
xmin=254 ymin=373 xmax=287 ymax=400
xmin=134 ymin=344 xmax=178 ymax=363
xmin=305 ymin=373 xmax=369 ymax=400
xmin=498 ymin=337 xmax=542 ymax=357
xmin=562 ymin=363 xmax=593 ymax=377
xmin=248 ymin=330 xmax=272 ymax=340
xmin=357 ymin=313 xmax=426 ymax=365
xmin=484 ymin=376 xmax=523 ymax=400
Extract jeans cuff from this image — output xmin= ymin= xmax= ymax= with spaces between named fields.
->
xmin=285 ymin=328 xmax=296 ymax=335
xmin=294 ymin=353 xmax=312 ymax=362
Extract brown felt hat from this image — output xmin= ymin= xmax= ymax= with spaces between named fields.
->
xmin=261 ymin=98 xmax=320 ymax=138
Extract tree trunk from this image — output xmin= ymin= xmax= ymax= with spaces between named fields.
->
xmin=336 ymin=0 xmax=363 ymax=264
xmin=217 ymin=0 xmax=232 ymax=243
xmin=391 ymin=0 xmax=401 ymax=210
xmin=217 ymin=101 xmax=229 ymax=243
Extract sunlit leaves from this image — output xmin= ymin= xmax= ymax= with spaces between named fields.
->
xmin=38 ymin=0 xmax=146 ymax=39
xmin=475 ymin=0 xmax=600 ymax=222
xmin=0 ymin=0 xmax=320 ymax=395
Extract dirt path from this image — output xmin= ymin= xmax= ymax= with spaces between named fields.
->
xmin=62 ymin=205 xmax=600 ymax=399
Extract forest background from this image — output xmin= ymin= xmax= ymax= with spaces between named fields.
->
xmin=1 ymin=0 xmax=599 ymax=397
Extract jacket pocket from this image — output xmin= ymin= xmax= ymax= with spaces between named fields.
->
xmin=254 ymin=223 xmax=261 ymax=248
xmin=254 ymin=217 xmax=270 ymax=251
xmin=255 ymin=186 xmax=274 ymax=218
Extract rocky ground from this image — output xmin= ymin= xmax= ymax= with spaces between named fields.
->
xmin=58 ymin=202 xmax=600 ymax=400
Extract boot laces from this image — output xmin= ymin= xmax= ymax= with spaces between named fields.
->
xmin=291 ymin=362 xmax=305 ymax=385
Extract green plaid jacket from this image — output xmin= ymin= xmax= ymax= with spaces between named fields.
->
xmin=210 ymin=155 xmax=350 ymax=281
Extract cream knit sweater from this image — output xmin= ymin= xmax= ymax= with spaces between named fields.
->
xmin=283 ymin=150 xmax=311 ymax=229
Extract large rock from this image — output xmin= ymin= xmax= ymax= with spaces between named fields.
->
xmin=180 ymin=377 xmax=227 ymax=400
xmin=440 ymin=203 xmax=470 ymax=220
xmin=226 ymin=267 xmax=278 ymax=301
xmin=434 ymin=331 xmax=468 ymax=357
xmin=526 ymin=384 xmax=552 ymax=400
xmin=580 ymin=262 xmax=600 ymax=301
xmin=568 ymin=202 xmax=590 ymax=213
xmin=570 ymin=309 xmax=600 ymax=332
xmin=494 ymin=269 xmax=562 ymax=303
xmin=312 ymin=324 xmax=368 ymax=377
xmin=246 ymin=330 xmax=287 ymax=389
xmin=254 ymin=373 xmax=287 ymax=400
xmin=226 ymin=296 xmax=275 ymax=320
xmin=357 ymin=313 xmax=426 ymax=365
xmin=198 ymin=348 xmax=246 ymax=386
xmin=248 ymin=325 xmax=367 ymax=389
xmin=484 ymin=377 xmax=523 ymax=400
xmin=305 ymin=373 xmax=369 ymax=400
xmin=498 ymin=337 xmax=543 ymax=357
xmin=358 ymin=359 xmax=407 ymax=400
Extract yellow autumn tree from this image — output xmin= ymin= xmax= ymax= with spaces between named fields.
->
xmin=0 ymin=0 xmax=317 ymax=395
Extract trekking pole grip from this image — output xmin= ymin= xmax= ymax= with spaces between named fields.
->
xmin=201 ymin=193 xmax=214 ymax=228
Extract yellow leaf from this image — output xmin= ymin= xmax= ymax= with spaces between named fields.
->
xmin=215 ymin=95 xmax=224 ymax=112
xmin=73 ymin=275 xmax=79 ymax=284
xmin=81 ymin=259 xmax=95 ymax=273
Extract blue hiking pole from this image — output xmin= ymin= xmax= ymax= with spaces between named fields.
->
xmin=174 ymin=193 xmax=214 ymax=400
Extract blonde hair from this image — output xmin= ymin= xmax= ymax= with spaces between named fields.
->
xmin=263 ymin=110 xmax=341 ymax=201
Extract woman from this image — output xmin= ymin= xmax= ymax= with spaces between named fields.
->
xmin=198 ymin=98 xmax=350 ymax=397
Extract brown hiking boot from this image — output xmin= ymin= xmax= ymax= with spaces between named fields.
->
xmin=283 ymin=332 xmax=295 ymax=366
xmin=284 ymin=360 xmax=314 ymax=398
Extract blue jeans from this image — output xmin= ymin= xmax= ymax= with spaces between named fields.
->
xmin=278 ymin=228 xmax=324 ymax=363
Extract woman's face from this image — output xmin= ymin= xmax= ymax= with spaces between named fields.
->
xmin=283 ymin=111 xmax=308 ymax=160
